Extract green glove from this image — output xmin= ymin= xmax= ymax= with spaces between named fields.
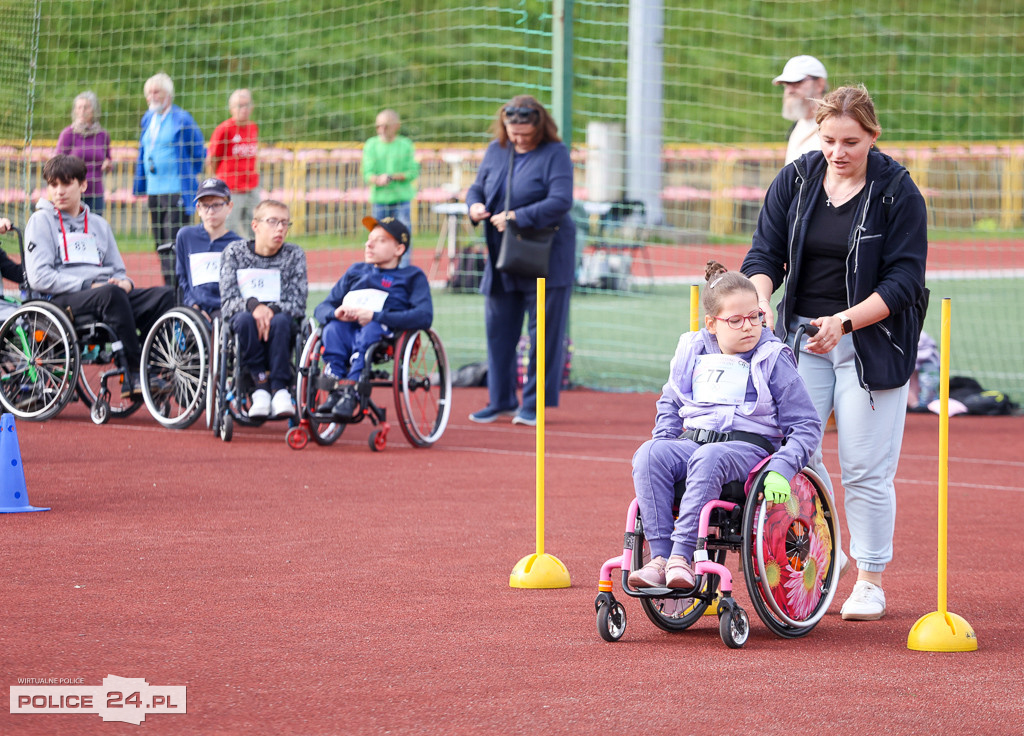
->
xmin=763 ymin=471 xmax=791 ymax=504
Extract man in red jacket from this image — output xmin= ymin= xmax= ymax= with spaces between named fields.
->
xmin=207 ymin=89 xmax=260 ymax=239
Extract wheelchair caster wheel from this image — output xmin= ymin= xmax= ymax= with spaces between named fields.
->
xmin=286 ymin=426 xmax=309 ymax=450
xmin=90 ymin=395 xmax=110 ymax=425
xmin=220 ymin=413 xmax=233 ymax=442
xmin=597 ymin=600 xmax=627 ymax=642
xmin=369 ymin=427 xmax=387 ymax=452
xmin=719 ymin=606 xmax=750 ymax=649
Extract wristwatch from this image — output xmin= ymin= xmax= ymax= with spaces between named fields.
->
xmin=835 ymin=313 xmax=853 ymax=334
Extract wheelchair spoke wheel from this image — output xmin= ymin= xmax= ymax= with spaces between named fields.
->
xmin=141 ymin=308 xmax=209 ymax=429
xmin=392 ymin=328 xmax=451 ymax=448
xmin=295 ymin=329 xmax=344 ymax=446
xmin=207 ymin=317 xmax=222 ymax=429
xmin=74 ymin=322 xmax=143 ymax=419
xmin=631 ymin=511 xmax=715 ymax=632
xmin=742 ymin=467 xmax=840 ymax=638
xmin=0 ymin=303 xmax=78 ymax=421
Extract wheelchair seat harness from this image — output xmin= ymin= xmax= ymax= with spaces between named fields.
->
xmin=682 ymin=427 xmax=775 ymax=455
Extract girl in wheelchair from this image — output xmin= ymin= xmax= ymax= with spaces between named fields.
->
xmin=629 ymin=261 xmax=822 ymax=590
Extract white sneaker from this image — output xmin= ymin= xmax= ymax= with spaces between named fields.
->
xmin=271 ymin=389 xmax=295 ymax=418
xmin=248 ymin=389 xmax=271 ymax=418
xmin=840 ymin=580 xmax=886 ymax=621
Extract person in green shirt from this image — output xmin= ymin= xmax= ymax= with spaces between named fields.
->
xmin=362 ymin=109 xmax=419 ymax=267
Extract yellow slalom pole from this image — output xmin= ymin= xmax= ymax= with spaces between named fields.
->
xmin=908 ymin=298 xmax=977 ymax=651
xmin=536 ymin=278 xmax=546 ymax=557
xmin=690 ymin=284 xmax=700 ymax=332
xmin=686 ymin=281 xmax=722 ymax=615
xmin=510 ymin=278 xmax=571 ymax=589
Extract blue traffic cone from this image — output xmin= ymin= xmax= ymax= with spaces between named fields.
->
xmin=0 ymin=413 xmax=49 ymax=513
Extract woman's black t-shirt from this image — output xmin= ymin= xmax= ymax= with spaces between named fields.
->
xmin=793 ymin=185 xmax=862 ymax=318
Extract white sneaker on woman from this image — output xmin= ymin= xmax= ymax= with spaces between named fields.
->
xmin=840 ymin=580 xmax=886 ymax=620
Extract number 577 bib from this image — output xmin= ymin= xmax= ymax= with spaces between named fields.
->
xmin=691 ymin=354 xmax=750 ymax=405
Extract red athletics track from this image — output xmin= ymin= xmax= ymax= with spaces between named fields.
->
xmin=1 ymin=388 xmax=1022 ymax=735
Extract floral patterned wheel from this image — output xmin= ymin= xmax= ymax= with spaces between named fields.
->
xmin=741 ymin=467 xmax=841 ymax=638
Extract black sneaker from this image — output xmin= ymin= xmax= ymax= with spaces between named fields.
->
xmin=121 ymin=372 xmax=143 ymax=399
xmin=331 ymin=388 xmax=360 ymax=420
xmin=148 ymin=374 xmax=173 ymax=397
xmin=316 ymin=389 xmax=343 ymax=414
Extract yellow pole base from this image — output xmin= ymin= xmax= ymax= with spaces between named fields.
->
xmin=907 ymin=611 xmax=978 ymax=652
xmin=509 ymin=553 xmax=571 ymax=589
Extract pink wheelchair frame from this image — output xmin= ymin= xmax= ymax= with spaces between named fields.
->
xmin=595 ymin=459 xmax=841 ymax=648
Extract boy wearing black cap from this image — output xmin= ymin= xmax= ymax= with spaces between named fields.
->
xmin=174 ymin=177 xmax=242 ymax=320
xmin=313 ymin=216 xmax=432 ymax=418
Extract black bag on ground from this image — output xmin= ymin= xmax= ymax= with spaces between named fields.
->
xmin=948 ymin=376 xmax=1018 ymax=415
xmin=452 ymin=362 xmax=488 ymax=387
xmin=494 ymin=145 xmax=555 ymax=279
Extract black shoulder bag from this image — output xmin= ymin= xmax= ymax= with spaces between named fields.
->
xmin=495 ymin=144 xmax=558 ymax=279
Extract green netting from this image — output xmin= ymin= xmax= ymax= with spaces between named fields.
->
xmin=0 ymin=0 xmax=1021 ymax=396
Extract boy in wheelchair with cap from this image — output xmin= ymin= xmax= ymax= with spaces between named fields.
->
xmin=313 ymin=216 xmax=432 ymax=419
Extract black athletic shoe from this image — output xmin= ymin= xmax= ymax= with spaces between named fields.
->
xmin=331 ymin=388 xmax=360 ymax=420
xmin=316 ymin=389 xmax=343 ymax=414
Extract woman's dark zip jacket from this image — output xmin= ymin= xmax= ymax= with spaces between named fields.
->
xmin=742 ymin=148 xmax=929 ymax=394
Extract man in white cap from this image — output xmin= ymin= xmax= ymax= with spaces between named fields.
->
xmin=772 ymin=55 xmax=829 ymax=165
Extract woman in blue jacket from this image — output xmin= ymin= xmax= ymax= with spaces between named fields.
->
xmin=742 ymin=85 xmax=928 ymax=622
xmin=134 ymin=73 xmax=206 ymax=286
xmin=464 ymin=95 xmax=576 ymax=427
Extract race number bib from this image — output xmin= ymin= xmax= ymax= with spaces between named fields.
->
xmin=341 ymin=288 xmax=389 ymax=312
xmin=237 ymin=268 xmax=281 ymax=303
xmin=61 ymin=232 xmax=101 ymax=265
xmin=692 ymin=354 xmax=750 ymax=405
xmin=188 ymin=252 xmax=222 ymax=287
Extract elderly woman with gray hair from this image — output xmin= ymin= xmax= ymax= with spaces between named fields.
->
xmin=133 ymin=72 xmax=206 ymax=285
xmin=56 ymin=91 xmax=112 ymax=214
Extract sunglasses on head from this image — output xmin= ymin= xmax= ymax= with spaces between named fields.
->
xmin=503 ymin=106 xmax=539 ymax=124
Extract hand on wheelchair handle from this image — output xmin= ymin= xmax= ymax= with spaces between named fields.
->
xmin=763 ymin=471 xmax=792 ymax=504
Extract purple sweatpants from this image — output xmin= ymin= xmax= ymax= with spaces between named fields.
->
xmin=631 ymin=438 xmax=769 ymax=560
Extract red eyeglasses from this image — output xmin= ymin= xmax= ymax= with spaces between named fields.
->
xmin=713 ymin=310 xmax=766 ymax=329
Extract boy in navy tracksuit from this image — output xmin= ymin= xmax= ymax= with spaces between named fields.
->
xmin=174 ymin=177 xmax=242 ymax=320
xmin=313 ymin=216 xmax=432 ymax=418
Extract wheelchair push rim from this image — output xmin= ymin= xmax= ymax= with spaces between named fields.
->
xmin=392 ymin=328 xmax=451 ymax=448
xmin=295 ymin=328 xmax=344 ymax=446
xmin=141 ymin=307 xmax=210 ymax=429
xmin=0 ymin=302 xmax=79 ymax=421
xmin=742 ymin=466 xmax=841 ymax=636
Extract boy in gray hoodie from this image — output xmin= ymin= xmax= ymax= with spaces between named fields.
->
xmin=24 ymin=154 xmax=174 ymax=395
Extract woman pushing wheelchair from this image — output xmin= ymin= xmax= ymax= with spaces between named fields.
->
xmin=629 ymin=261 xmax=822 ymax=590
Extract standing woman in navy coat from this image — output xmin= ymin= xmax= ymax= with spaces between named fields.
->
xmin=465 ymin=95 xmax=576 ymax=427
